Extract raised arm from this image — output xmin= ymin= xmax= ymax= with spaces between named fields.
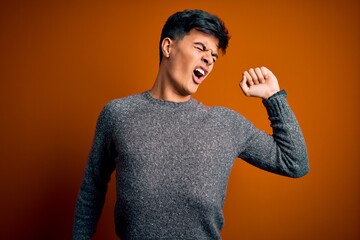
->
xmin=238 ymin=67 xmax=309 ymax=178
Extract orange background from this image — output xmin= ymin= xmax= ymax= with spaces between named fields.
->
xmin=1 ymin=0 xmax=359 ymax=239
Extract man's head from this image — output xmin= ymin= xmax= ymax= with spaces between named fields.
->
xmin=152 ymin=10 xmax=230 ymax=101
xmin=159 ymin=9 xmax=230 ymax=62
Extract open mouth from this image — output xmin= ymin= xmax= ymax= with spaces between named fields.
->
xmin=193 ymin=68 xmax=206 ymax=84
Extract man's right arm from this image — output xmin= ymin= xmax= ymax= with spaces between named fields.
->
xmin=73 ymin=104 xmax=116 ymax=240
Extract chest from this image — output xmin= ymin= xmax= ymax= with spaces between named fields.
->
xmin=111 ymin=108 xmax=239 ymax=207
xmin=115 ymin=110 xmax=236 ymax=164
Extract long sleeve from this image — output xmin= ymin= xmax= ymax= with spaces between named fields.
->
xmin=239 ymin=90 xmax=309 ymax=178
xmin=73 ymin=104 xmax=116 ymax=239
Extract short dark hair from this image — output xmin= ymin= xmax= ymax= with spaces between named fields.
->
xmin=159 ymin=9 xmax=230 ymax=62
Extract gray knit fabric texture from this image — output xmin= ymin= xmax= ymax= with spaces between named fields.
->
xmin=73 ymin=90 xmax=309 ymax=240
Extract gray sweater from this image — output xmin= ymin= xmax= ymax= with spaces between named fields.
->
xmin=73 ymin=90 xmax=309 ymax=240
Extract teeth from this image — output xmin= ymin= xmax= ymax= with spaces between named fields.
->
xmin=195 ymin=68 xmax=205 ymax=76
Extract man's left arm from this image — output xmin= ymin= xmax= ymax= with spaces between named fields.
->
xmin=238 ymin=66 xmax=309 ymax=178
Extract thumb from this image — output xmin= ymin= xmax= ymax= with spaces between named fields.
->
xmin=260 ymin=66 xmax=272 ymax=79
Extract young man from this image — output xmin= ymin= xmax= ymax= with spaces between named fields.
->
xmin=73 ymin=9 xmax=309 ymax=240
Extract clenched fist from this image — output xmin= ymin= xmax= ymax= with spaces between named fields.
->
xmin=240 ymin=66 xmax=280 ymax=99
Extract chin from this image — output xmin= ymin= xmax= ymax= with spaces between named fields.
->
xmin=177 ymin=79 xmax=201 ymax=97
xmin=185 ymin=84 xmax=200 ymax=96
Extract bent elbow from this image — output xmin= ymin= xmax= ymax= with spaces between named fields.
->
xmin=290 ymin=166 xmax=309 ymax=178
xmin=287 ymin=158 xmax=310 ymax=178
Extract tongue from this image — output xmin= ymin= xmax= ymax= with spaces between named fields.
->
xmin=193 ymin=72 xmax=202 ymax=84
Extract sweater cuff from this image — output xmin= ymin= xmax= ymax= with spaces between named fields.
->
xmin=262 ymin=90 xmax=289 ymax=117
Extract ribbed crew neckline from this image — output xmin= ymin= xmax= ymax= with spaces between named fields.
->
xmin=143 ymin=90 xmax=196 ymax=107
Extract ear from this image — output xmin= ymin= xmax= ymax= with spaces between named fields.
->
xmin=161 ymin=37 xmax=173 ymax=58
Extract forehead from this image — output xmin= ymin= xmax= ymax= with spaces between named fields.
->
xmin=179 ymin=29 xmax=219 ymax=52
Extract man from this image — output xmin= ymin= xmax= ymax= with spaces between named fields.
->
xmin=73 ymin=9 xmax=309 ymax=240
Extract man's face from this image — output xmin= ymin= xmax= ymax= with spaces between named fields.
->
xmin=164 ymin=29 xmax=219 ymax=97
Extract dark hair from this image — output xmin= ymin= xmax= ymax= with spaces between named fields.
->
xmin=159 ymin=9 xmax=230 ymax=62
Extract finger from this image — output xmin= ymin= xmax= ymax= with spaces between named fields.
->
xmin=255 ymin=67 xmax=265 ymax=83
xmin=243 ymin=71 xmax=253 ymax=86
xmin=248 ymin=68 xmax=259 ymax=84
xmin=239 ymin=73 xmax=250 ymax=95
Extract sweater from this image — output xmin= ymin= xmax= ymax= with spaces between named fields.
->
xmin=73 ymin=90 xmax=309 ymax=240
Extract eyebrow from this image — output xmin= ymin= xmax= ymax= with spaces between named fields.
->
xmin=194 ymin=42 xmax=219 ymax=59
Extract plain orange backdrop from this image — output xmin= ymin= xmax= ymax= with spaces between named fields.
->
xmin=0 ymin=0 xmax=359 ymax=239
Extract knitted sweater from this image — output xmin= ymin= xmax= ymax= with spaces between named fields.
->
xmin=73 ymin=90 xmax=309 ymax=240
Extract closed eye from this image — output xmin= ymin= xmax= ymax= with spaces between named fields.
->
xmin=194 ymin=43 xmax=218 ymax=62
xmin=195 ymin=46 xmax=203 ymax=51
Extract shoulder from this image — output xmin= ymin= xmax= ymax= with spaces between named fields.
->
xmin=101 ymin=92 xmax=148 ymax=115
xmin=197 ymin=104 xmax=250 ymax=129
xmin=197 ymin=104 xmax=254 ymax=140
xmin=208 ymin=105 xmax=246 ymax=121
xmin=96 ymin=92 xmax=147 ymax=124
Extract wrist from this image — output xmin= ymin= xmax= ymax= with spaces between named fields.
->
xmin=262 ymin=89 xmax=281 ymax=100
xmin=263 ymin=89 xmax=287 ymax=101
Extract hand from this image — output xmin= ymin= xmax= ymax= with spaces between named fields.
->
xmin=239 ymin=66 xmax=280 ymax=99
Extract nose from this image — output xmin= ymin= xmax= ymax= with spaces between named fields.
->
xmin=202 ymin=50 xmax=214 ymax=65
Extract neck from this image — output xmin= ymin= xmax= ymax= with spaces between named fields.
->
xmin=150 ymin=69 xmax=191 ymax=103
